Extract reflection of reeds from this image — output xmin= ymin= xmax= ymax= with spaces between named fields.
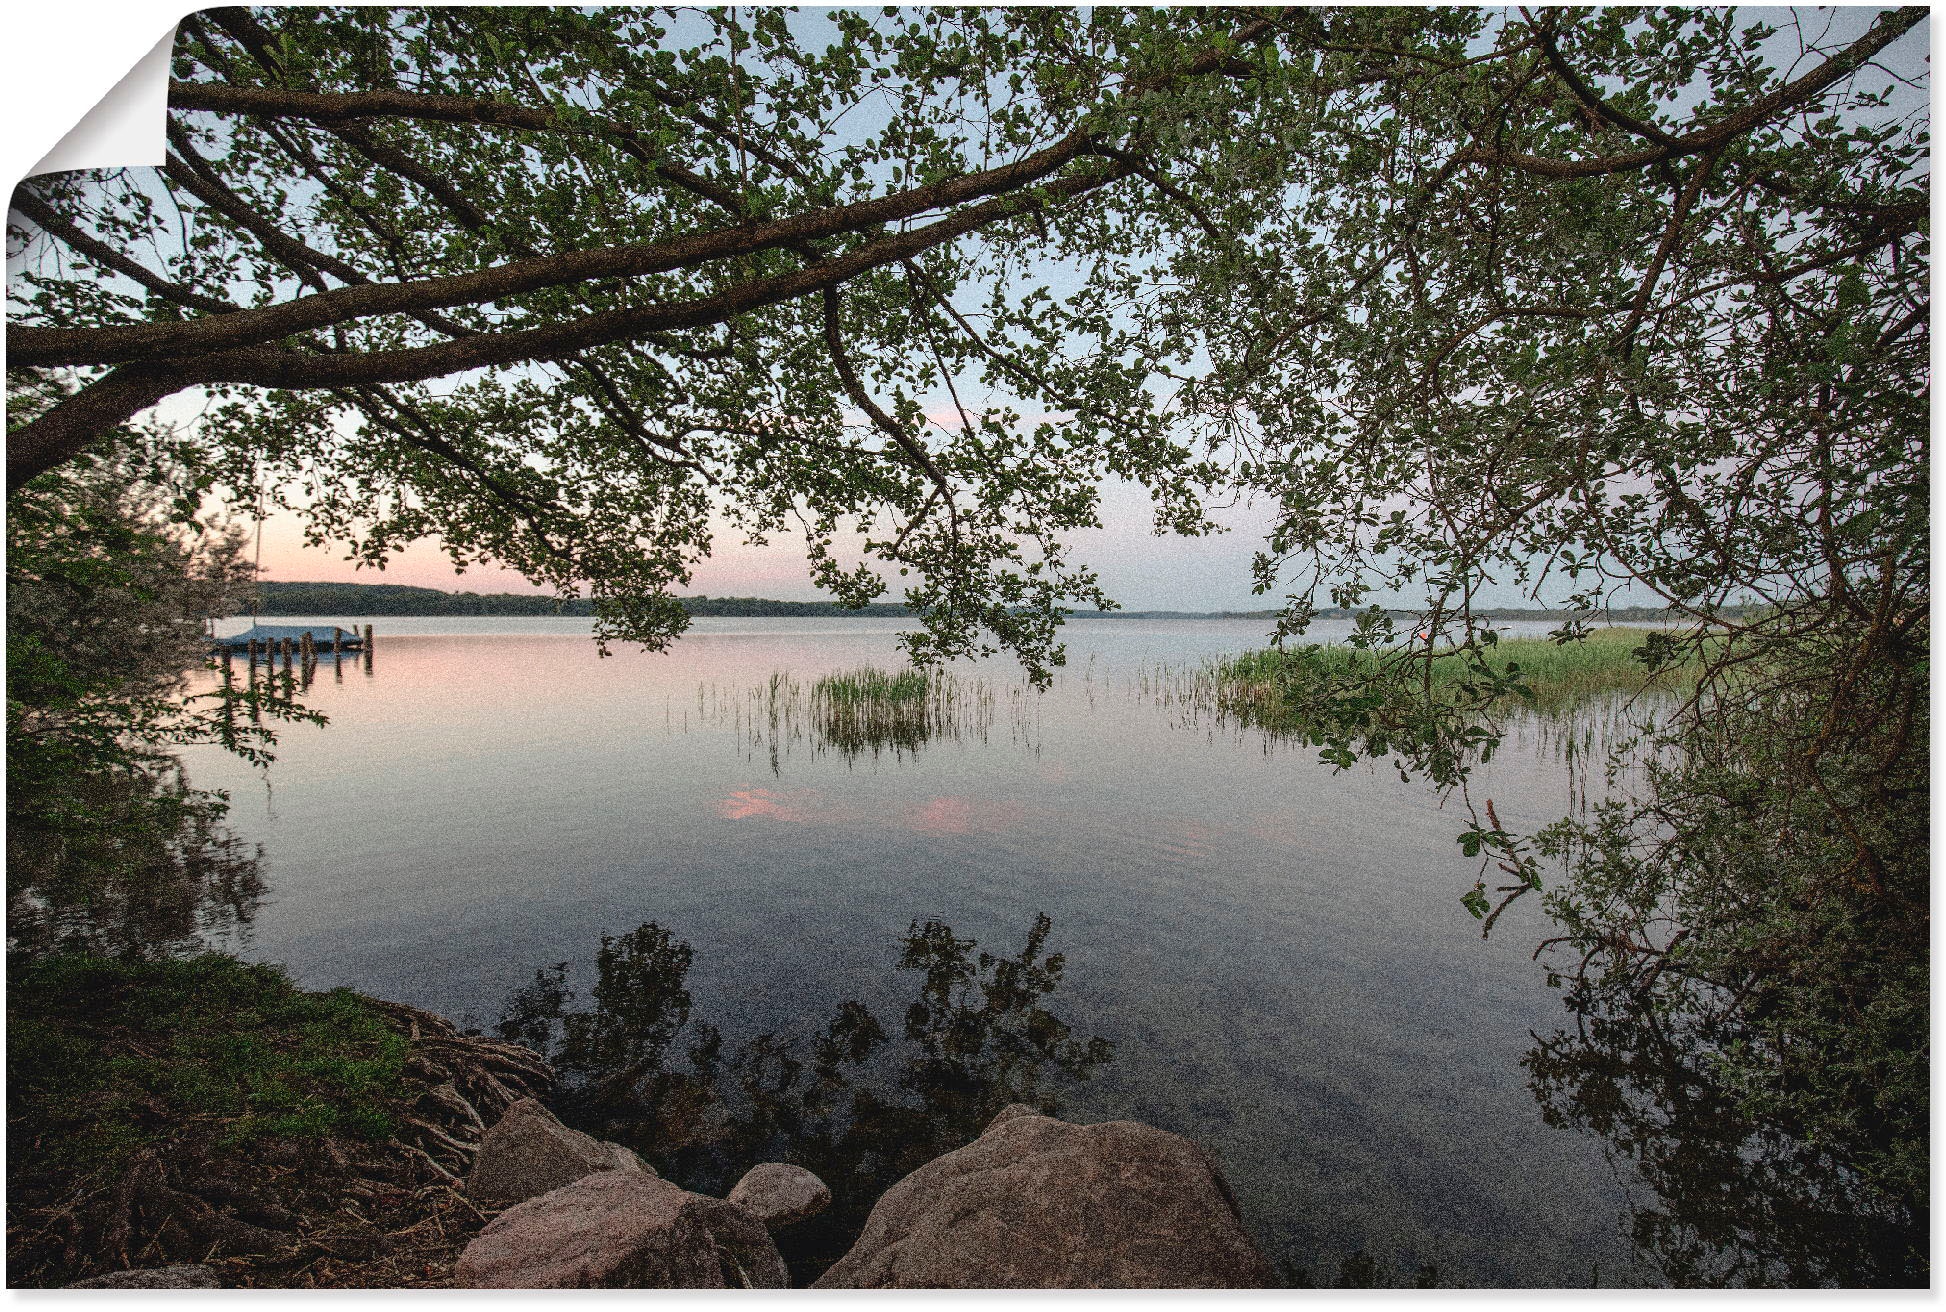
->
xmin=691 ymin=666 xmax=1028 ymax=769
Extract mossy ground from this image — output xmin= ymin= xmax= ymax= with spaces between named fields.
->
xmin=7 ymin=952 xmax=544 ymax=1288
xmin=11 ymin=954 xmax=406 ymax=1172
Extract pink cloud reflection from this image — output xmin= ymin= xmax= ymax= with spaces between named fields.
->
xmin=910 ymin=795 xmax=1025 ymax=835
xmin=716 ymin=788 xmax=813 ymax=822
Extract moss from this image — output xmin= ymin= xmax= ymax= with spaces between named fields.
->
xmin=8 ymin=952 xmax=407 ymax=1176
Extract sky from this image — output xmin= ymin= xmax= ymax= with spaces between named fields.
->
xmin=215 ymin=463 xmax=1291 ymax=612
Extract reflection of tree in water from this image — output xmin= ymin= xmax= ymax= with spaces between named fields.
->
xmin=6 ymin=759 xmax=265 ymax=960
xmin=497 ymin=912 xmax=1111 ymax=1284
xmin=1525 ymin=983 xmax=1926 ymax=1288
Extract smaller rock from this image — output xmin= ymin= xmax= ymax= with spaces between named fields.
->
xmin=68 ymin=1266 xmax=221 ymax=1289
xmin=468 ymin=1098 xmax=654 ymax=1211
xmin=985 ymin=1103 xmax=1044 ymax=1133
xmin=606 ymin=1141 xmax=652 ymax=1173
xmin=727 ymin=1163 xmax=832 ymax=1229
xmin=453 ymin=1170 xmax=788 ymax=1289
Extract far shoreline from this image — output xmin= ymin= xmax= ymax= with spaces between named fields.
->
xmin=245 ymin=581 xmax=1698 ymax=625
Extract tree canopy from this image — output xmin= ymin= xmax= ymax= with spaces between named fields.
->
xmin=7 ymin=6 xmax=1926 ymax=677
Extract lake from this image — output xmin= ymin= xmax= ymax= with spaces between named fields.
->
xmin=185 ymin=614 xmax=1657 ymax=1286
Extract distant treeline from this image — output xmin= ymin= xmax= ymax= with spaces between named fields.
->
xmin=246 ymin=581 xmax=1713 ymax=623
xmin=248 ymin=582 xmax=912 ymax=618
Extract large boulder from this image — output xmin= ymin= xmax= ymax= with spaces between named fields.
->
xmin=727 ymin=1162 xmax=831 ymax=1229
xmin=467 ymin=1098 xmax=652 ymax=1210
xmin=814 ymin=1106 xmax=1272 ymax=1288
xmin=68 ymin=1266 xmax=222 ymax=1289
xmin=452 ymin=1170 xmax=788 ymax=1289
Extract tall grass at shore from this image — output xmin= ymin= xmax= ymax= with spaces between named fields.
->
xmin=1213 ymin=626 xmax=1698 ymax=708
xmin=1139 ymin=628 xmax=1698 ymax=780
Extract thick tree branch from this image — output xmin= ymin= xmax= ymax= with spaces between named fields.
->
xmin=1532 ymin=14 xmax=1678 ymax=147
xmin=18 ymin=123 xmax=1110 ymax=367
xmin=9 ymin=160 xmax=1137 ymax=483
xmin=7 ymin=368 xmax=181 ymax=492
xmin=16 ymin=16 xmax=1281 ymax=370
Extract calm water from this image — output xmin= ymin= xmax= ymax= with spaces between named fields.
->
xmin=185 ymin=615 xmax=1656 ymax=1286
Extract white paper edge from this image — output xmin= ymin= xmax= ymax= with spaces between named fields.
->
xmin=26 ymin=24 xmax=177 ymax=182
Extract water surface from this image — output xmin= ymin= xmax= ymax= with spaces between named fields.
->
xmin=187 ymin=615 xmax=1654 ymax=1286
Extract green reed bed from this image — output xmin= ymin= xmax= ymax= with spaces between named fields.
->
xmin=813 ymin=667 xmax=935 ymax=706
xmin=1214 ymin=626 xmax=1698 ymax=708
xmin=689 ymin=666 xmax=1026 ymax=766
xmin=1149 ymin=628 xmax=1703 ymax=776
xmin=809 ymin=666 xmax=997 ymax=760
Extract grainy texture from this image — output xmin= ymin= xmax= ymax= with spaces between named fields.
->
xmin=465 ymin=1098 xmax=651 ymax=1210
xmin=452 ymin=1171 xmax=787 ymax=1289
xmin=68 ymin=1265 xmax=222 ymax=1288
xmin=726 ymin=1163 xmax=832 ymax=1230
xmin=815 ymin=1111 xmax=1272 ymax=1288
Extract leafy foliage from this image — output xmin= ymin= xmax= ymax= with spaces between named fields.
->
xmin=4 ymin=411 xmax=312 ymax=958
xmin=10 ymin=6 xmax=1317 ymax=678
xmin=1524 ymin=624 xmax=1927 ymax=1285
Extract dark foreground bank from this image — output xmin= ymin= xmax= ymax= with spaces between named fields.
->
xmin=8 ymin=953 xmax=1281 ymax=1290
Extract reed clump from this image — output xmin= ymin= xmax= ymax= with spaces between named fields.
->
xmin=813 ymin=667 xmax=935 ymax=706
xmin=810 ymin=666 xmax=993 ymax=760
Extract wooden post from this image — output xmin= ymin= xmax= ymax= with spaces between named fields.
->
xmin=332 ymin=627 xmax=343 ymax=656
xmin=362 ymin=624 xmax=374 ymax=676
xmin=246 ymin=638 xmax=259 ymax=668
xmin=301 ymin=632 xmax=315 ymax=662
xmin=362 ymin=624 xmax=374 ymax=650
xmin=220 ymin=643 xmax=236 ymax=735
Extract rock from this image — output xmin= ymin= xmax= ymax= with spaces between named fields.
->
xmin=68 ymin=1266 xmax=221 ymax=1289
xmin=453 ymin=1170 xmax=788 ymax=1289
xmin=814 ymin=1111 xmax=1273 ymax=1288
xmin=467 ymin=1098 xmax=654 ymax=1210
xmin=727 ymin=1163 xmax=832 ymax=1229
xmin=985 ymin=1102 xmax=1042 ymax=1132
xmin=603 ymin=1141 xmax=653 ymax=1173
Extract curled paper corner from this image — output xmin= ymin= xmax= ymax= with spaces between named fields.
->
xmin=26 ymin=24 xmax=177 ymax=182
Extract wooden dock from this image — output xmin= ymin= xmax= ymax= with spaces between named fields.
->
xmin=212 ymin=624 xmax=368 ymax=654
